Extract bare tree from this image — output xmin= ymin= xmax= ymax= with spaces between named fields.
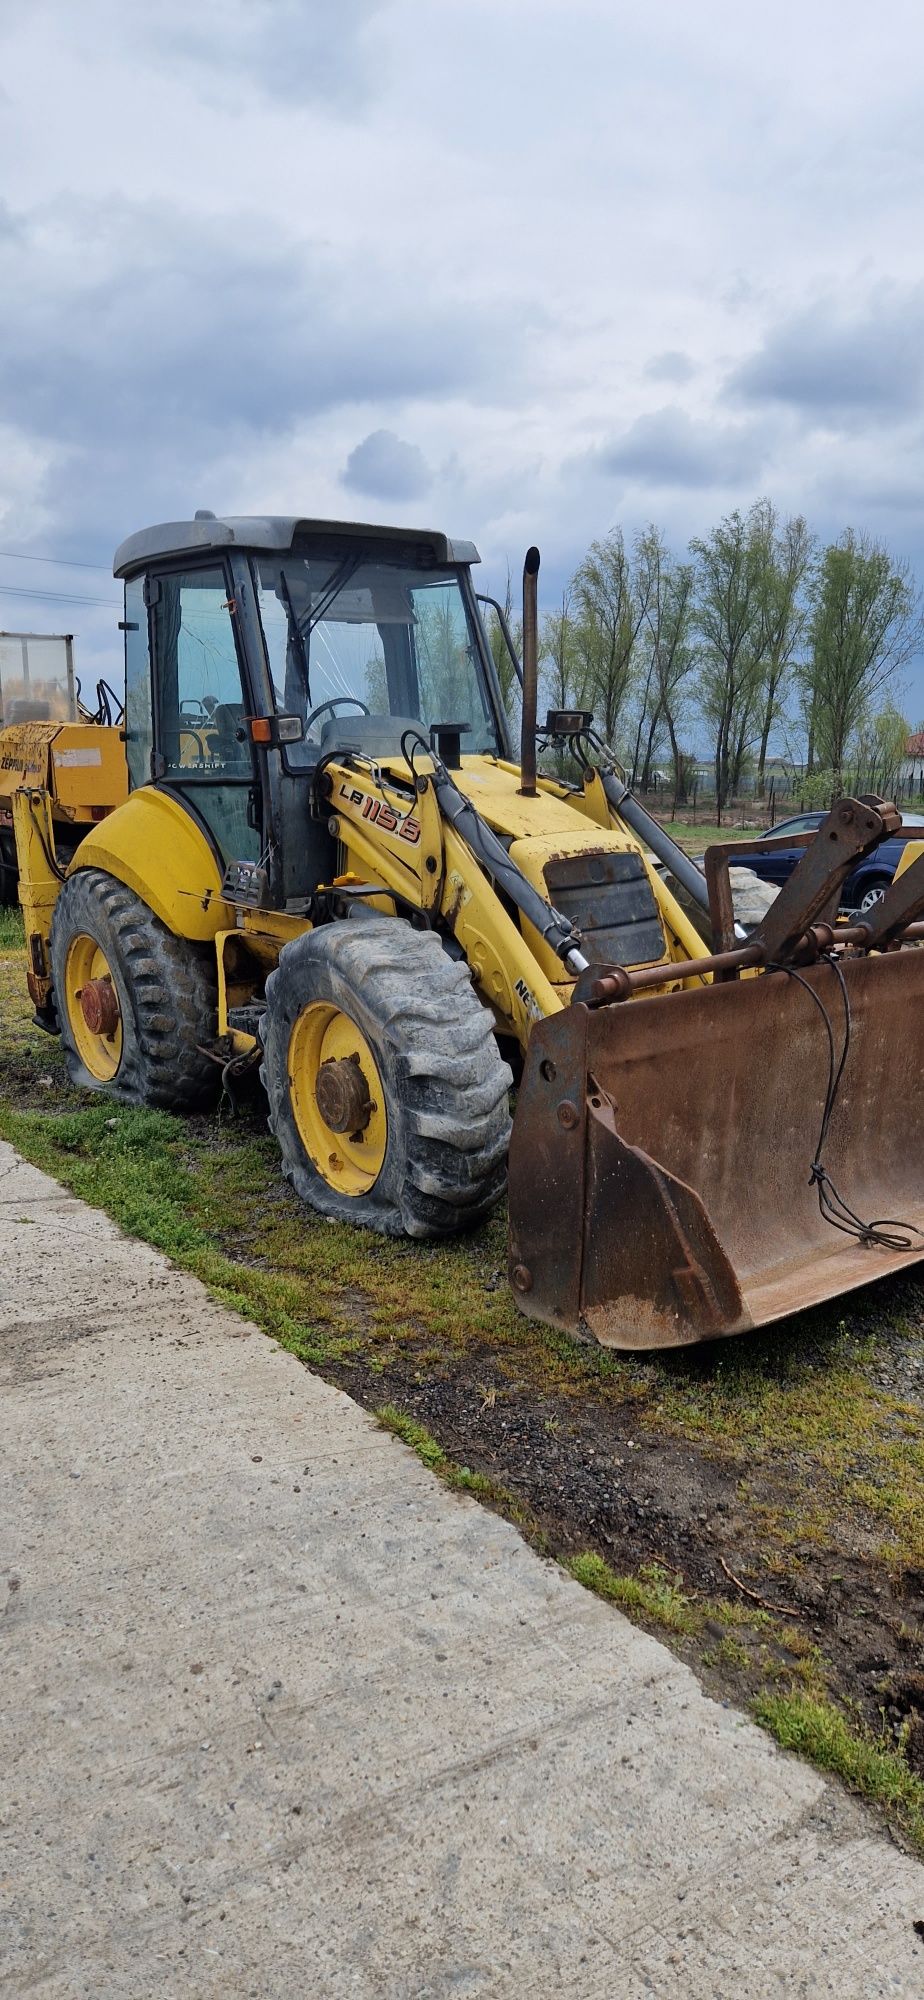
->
xmin=571 ymin=529 xmax=651 ymax=745
xmin=690 ymin=508 xmax=765 ymax=817
xmin=540 ymin=584 xmax=586 ymax=712
xmin=539 ymin=586 xmax=589 ymax=775
xmin=751 ymin=503 xmax=814 ymax=796
xmin=807 ymin=531 xmax=923 ymax=789
xmin=852 ymin=702 xmax=911 ymax=799
xmin=636 ymin=526 xmax=695 ymax=803
xmin=485 ymin=564 xmax=521 ymax=728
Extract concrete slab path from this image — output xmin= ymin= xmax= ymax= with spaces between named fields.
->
xmin=1 ymin=1139 xmax=923 ymax=1997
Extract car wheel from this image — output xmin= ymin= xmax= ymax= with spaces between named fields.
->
xmin=858 ymin=877 xmax=891 ymax=915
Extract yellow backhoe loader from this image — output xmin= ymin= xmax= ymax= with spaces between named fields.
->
xmin=6 ymin=512 xmax=924 ymax=1349
xmin=0 ymin=633 xmax=126 ymax=901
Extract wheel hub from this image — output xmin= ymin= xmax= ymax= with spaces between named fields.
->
xmin=78 ymin=975 xmax=120 ymax=1039
xmin=287 ymin=999 xmax=387 ymax=1197
xmin=64 ymin=930 xmax=124 ymax=1082
xmin=314 ymin=1053 xmax=372 ymax=1134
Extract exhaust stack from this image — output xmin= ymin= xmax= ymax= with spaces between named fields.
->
xmin=519 ymin=546 xmax=540 ymax=797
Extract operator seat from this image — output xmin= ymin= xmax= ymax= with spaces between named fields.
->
xmin=210 ymin=702 xmax=250 ymax=770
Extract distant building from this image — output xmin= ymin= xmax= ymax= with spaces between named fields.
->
xmin=897 ymin=731 xmax=924 ymax=791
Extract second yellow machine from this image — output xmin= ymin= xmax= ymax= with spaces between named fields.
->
xmin=9 ymin=513 xmax=924 ymax=1348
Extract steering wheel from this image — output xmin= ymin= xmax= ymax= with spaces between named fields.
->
xmin=304 ymin=695 xmax=370 ymax=735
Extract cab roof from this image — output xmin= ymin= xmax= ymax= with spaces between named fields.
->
xmin=113 ymin=514 xmax=480 ymax=579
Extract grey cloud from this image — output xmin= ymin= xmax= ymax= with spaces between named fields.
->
xmin=597 ymin=406 xmax=766 ymax=489
xmin=0 ymin=194 xmax=525 ymax=559
xmin=342 ymin=430 xmax=431 ymax=500
xmin=645 ymin=350 xmax=696 ymax=385
xmin=729 ymin=290 xmax=924 ymax=420
xmin=0 ymin=197 xmax=518 ymax=453
xmin=127 ymin=0 xmax=385 ymax=106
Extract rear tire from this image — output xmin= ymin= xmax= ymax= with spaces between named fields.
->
xmin=261 ymin=919 xmax=513 ymax=1237
xmin=49 ymin=868 xmax=219 ymax=1108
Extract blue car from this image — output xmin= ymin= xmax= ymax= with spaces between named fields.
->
xmin=737 ymin=810 xmax=924 ymax=914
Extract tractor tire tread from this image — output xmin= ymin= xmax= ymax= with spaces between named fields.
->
xmin=262 ymin=918 xmax=512 ymax=1239
xmin=49 ymin=868 xmax=219 ymax=1109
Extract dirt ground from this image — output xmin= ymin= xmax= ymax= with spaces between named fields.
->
xmin=316 ymin=1280 xmax=924 ymax=1769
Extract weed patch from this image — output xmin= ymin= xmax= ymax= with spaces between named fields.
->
xmin=567 ymin=1551 xmax=701 ymax=1635
xmin=755 ymin=1691 xmax=924 ymax=1853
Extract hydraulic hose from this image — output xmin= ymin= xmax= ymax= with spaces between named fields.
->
xmin=430 ymin=763 xmax=588 ymax=973
xmin=597 ymin=767 xmax=713 ymax=915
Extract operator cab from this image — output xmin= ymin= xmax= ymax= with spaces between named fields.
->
xmin=114 ymin=515 xmax=512 ymax=906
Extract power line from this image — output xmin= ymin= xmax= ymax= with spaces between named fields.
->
xmin=0 ymin=584 xmax=119 ymax=604
xmin=0 ymin=547 xmax=111 ymax=572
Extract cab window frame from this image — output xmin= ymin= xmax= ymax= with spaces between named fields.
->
xmin=147 ymin=556 xmax=257 ymax=790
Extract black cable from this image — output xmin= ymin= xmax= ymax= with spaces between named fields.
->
xmin=400 ymin=726 xmax=430 ymax=785
xmin=0 ymin=583 xmax=119 ymax=608
xmin=0 ymin=546 xmax=110 ymax=571
xmin=769 ymin=955 xmax=921 ymax=1251
xmin=22 ymin=791 xmax=66 ymax=882
xmin=97 ymin=678 xmax=124 ymax=724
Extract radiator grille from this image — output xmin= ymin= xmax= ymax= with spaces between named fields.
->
xmin=544 ymin=850 xmax=666 ymax=967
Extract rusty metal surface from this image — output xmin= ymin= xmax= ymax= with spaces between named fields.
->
xmin=704 ymin=830 xmax=813 ymax=954
xmin=704 ymin=799 xmax=895 ymax=967
xmin=750 ymin=799 xmax=899 ymax=962
xmin=314 ymin=1055 xmax=372 ymax=1134
xmin=509 ymin=946 xmax=924 ymax=1349
xmin=79 ymin=976 xmax=120 ymax=1038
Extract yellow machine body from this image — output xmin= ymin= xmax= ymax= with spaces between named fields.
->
xmin=0 ymin=718 xmax=126 ymax=820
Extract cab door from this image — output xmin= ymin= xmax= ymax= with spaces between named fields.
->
xmin=147 ymin=564 xmax=261 ymax=865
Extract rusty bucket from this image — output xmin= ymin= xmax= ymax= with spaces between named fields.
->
xmin=508 ymin=947 xmax=924 ymax=1350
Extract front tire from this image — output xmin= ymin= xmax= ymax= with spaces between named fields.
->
xmin=49 ymin=868 xmax=219 ymax=1107
xmin=261 ymin=919 xmax=512 ymax=1237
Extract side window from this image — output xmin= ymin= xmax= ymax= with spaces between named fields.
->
xmin=153 ymin=568 xmax=251 ymax=780
xmin=123 ymin=575 xmax=152 ymax=791
xmin=151 ymin=566 xmax=260 ymax=865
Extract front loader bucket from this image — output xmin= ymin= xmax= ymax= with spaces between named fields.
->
xmin=508 ymin=950 xmax=924 ymax=1350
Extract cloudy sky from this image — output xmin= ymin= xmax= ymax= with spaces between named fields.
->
xmin=1 ymin=0 xmax=923 ymax=701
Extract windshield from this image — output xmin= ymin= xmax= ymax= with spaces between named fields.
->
xmin=253 ymin=556 xmax=501 ymax=767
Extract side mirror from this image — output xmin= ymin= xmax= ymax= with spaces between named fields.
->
xmin=544 ymin=708 xmax=594 ymax=737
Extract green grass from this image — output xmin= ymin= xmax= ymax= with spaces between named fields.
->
xmin=755 ymin=1691 xmax=924 ymax=1852
xmin=0 ymin=905 xmax=24 ymax=949
xmin=567 ymin=1551 xmax=701 ymax=1635
xmin=654 ymin=819 xmax=760 ymax=853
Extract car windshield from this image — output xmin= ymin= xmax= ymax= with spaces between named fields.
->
xmin=253 ymin=556 xmax=501 ymax=767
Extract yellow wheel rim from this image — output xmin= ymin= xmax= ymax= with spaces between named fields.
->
xmin=64 ymin=933 xmax=123 ymax=1082
xmin=288 ymin=1001 xmax=387 ymax=1197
